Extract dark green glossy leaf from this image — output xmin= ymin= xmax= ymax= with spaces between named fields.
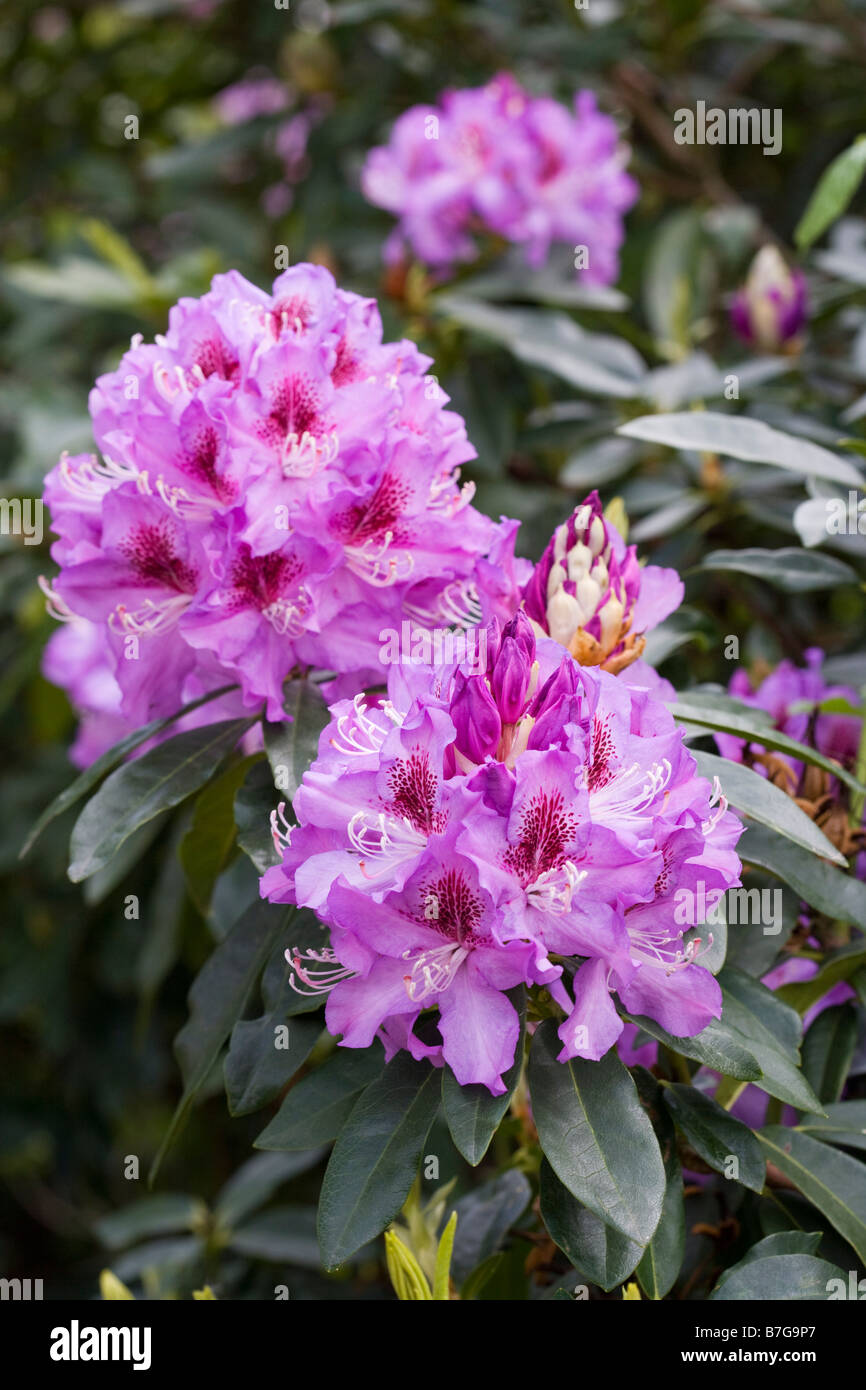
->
xmin=449 ymin=1169 xmax=532 ymax=1286
xmin=317 ymin=1053 xmax=440 ymax=1269
xmin=150 ymin=900 xmax=292 ymax=1183
xmin=255 ymin=1043 xmax=386 ymax=1151
xmin=663 ymin=1083 xmax=766 ymax=1192
xmin=801 ymin=1004 xmax=858 ymax=1105
xmin=539 ymin=1160 xmax=643 ymax=1291
xmin=69 ymin=718 xmax=254 ymax=882
xmin=528 ymin=1021 xmax=665 ymax=1245
xmin=757 ymin=1126 xmax=866 ymax=1263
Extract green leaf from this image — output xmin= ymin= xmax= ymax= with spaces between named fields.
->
xmin=20 ymin=682 xmax=238 ymax=858
xmin=234 ymin=758 xmax=280 ymax=872
xmin=433 ymin=1211 xmax=458 ymax=1301
xmin=741 ymin=826 xmax=866 ymax=930
xmin=441 ymin=987 xmax=525 ymax=1165
xmin=433 ymin=296 xmax=647 ymax=399
xmin=691 ymin=751 xmax=847 ymax=866
xmin=619 ymin=412 xmax=863 ymax=487
xmin=180 ymin=755 xmax=257 ymax=915
xmin=670 ymin=701 xmax=866 ymax=800
xmin=797 ymin=1101 xmax=866 ymax=1152
xmin=95 ymin=1194 xmax=205 ymax=1250
xmin=229 ymin=1206 xmax=321 ymax=1267
xmin=527 ymin=1021 xmax=666 ymax=1245
xmin=717 ymin=967 xmax=823 ymax=1113
xmin=699 ymin=547 xmax=858 ymax=593
xmin=150 ymin=900 xmax=292 ymax=1184
xmin=449 ymin=1170 xmax=532 ymax=1286
xmin=224 ymin=1014 xmax=321 ymax=1118
xmin=317 ymin=1054 xmax=441 ymax=1269
xmin=775 ymin=940 xmax=866 ymax=1012
xmin=757 ymin=1126 xmax=866 ymax=1263
xmin=795 ymin=135 xmax=866 ymax=250
xmin=69 ymin=718 xmax=254 ymax=882
xmin=801 ymin=1005 xmax=859 ymax=1105
xmin=635 ymin=1107 xmax=685 ymax=1300
xmin=255 ymin=1044 xmax=386 ymax=1151
xmin=538 ymin=1160 xmax=643 ymax=1291
xmin=710 ymin=1252 xmax=845 ymax=1300
xmin=662 ymin=1084 xmax=766 ymax=1192
xmin=621 ymin=1011 xmax=762 ymax=1081
xmin=263 ymin=680 xmax=330 ymax=801
xmin=215 ymin=1151 xmax=325 ymax=1230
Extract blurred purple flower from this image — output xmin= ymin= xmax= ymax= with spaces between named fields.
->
xmin=361 ymin=74 xmax=638 ymax=284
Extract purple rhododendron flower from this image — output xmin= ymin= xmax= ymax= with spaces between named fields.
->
xmin=520 ymin=490 xmax=684 ymax=677
xmin=730 ymin=246 xmax=807 ymax=353
xmin=40 ymin=264 xmax=519 ymax=764
xmin=716 ymin=646 xmax=860 ymax=781
xmin=262 ymin=611 xmax=743 ymax=1093
xmin=717 ymin=645 xmax=865 ymax=873
xmin=361 ymin=75 xmax=638 ymax=284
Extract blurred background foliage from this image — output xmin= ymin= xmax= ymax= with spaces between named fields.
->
xmin=3 ymin=0 xmax=866 ymax=1299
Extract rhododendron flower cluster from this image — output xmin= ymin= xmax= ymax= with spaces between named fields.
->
xmin=40 ymin=264 xmax=514 ymax=764
xmin=361 ymin=74 xmax=638 ymax=284
xmin=262 ymin=612 xmax=743 ymax=1094
xmin=520 ymin=490 xmax=684 ymax=675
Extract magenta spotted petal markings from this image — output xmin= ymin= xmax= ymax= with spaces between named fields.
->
xmin=263 ymin=612 xmax=743 ymax=1092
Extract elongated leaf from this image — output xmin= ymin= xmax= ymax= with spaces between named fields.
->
xmin=69 ymin=718 xmax=253 ymax=882
xmin=225 ymin=1014 xmax=321 ymax=1117
xmin=691 ymin=751 xmax=847 ymax=866
xmin=317 ymin=1054 xmax=440 ymax=1269
xmin=215 ymin=1151 xmax=325 ymax=1229
xmin=263 ymin=680 xmax=330 ymax=801
xmin=699 ymin=546 xmax=858 ymax=593
xmin=797 ymin=1101 xmax=866 ymax=1151
xmin=255 ymin=1044 xmax=386 ymax=1151
xmin=621 ymin=1011 xmax=762 ymax=1081
xmin=229 ymin=1206 xmax=321 ymax=1267
xmin=95 ymin=1194 xmax=205 ymax=1250
xmin=717 ymin=967 xmax=823 ymax=1113
xmin=434 ymin=296 xmax=647 ymax=398
xmin=710 ymin=1252 xmax=845 ymax=1300
xmin=801 ymin=1004 xmax=859 ymax=1105
xmin=528 ymin=1021 xmax=665 ymax=1245
xmin=739 ymin=825 xmax=866 ymax=930
xmin=150 ymin=900 xmax=292 ymax=1183
xmin=636 ymin=1112 xmax=684 ymax=1300
xmin=441 ymin=987 xmax=525 ymax=1165
xmin=21 ymin=682 xmax=238 ymax=857
xmin=234 ymin=758 xmax=280 ymax=872
xmin=663 ymin=1084 xmax=766 ymax=1192
xmin=795 ymin=135 xmax=866 ymax=250
xmin=449 ymin=1170 xmax=532 ymax=1286
xmin=670 ymin=701 xmax=866 ymax=798
xmin=757 ymin=1126 xmax=866 ymax=1263
xmin=619 ymin=412 xmax=863 ymax=486
xmin=539 ymin=1161 xmax=643 ymax=1291
xmin=180 ymin=755 xmax=257 ymax=914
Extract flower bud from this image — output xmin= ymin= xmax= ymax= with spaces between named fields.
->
xmin=450 ymin=669 xmax=502 ymax=763
xmin=730 ymin=245 xmax=807 ymax=353
xmin=522 ymin=491 xmax=649 ymax=674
